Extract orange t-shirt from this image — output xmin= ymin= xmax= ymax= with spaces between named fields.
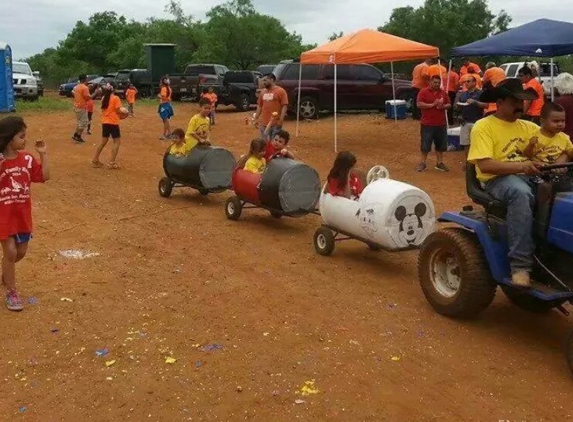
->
xmin=460 ymin=62 xmax=482 ymax=76
xmin=257 ymin=86 xmax=288 ymax=126
xmin=524 ymin=78 xmax=545 ymax=116
xmin=74 ymin=83 xmax=90 ymax=109
xmin=125 ymin=88 xmax=137 ymax=104
xmin=202 ymin=92 xmax=218 ymax=105
xmin=460 ymin=73 xmax=482 ymax=91
xmin=412 ymin=62 xmax=429 ymax=89
xmin=102 ymin=95 xmax=122 ymax=125
xmin=482 ymin=67 xmax=506 ymax=114
xmin=447 ymin=70 xmax=460 ymax=92
xmin=160 ymin=86 xmax=171 ymax=103
xmin=86 ymin=98 xmax=94 ymax=113
xmin=424 ymin=64 xmax=447 ymax=81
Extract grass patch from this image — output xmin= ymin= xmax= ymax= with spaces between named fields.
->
xmin=14 ymin=96 xmax=72 ymax=113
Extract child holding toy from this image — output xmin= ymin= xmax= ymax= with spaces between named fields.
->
xmin=244 ymin=138 xmax=267 ymax=174
xmin=326 ymin=151 xmax=363 ymax=199
xmin=0 ymin=116 xmax=50 ymax=311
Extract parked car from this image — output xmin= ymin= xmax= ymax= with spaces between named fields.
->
xmin=500 ymin=61 xmax=560 ymax=97
xmin=129 ymin=69 xmax=154 ymax=98
xmin=113 ymin=69 xmax=132 ymax=98
xmin=257 ymin=64 xmax=277 ymax=76
xmin=170 ymin=64 xmax=230 ymax=101
xmin=12 ymin=62 xmax=38 ymax=101
xmin=59 ymin=74 xmax=99 ymax=97
xmin=199 ymin=71 xmax=262 ymax=111
xmin=273 ymin=60 xmax=414 ymax=119
xmin=32 ymin=71 xmax=44 ymax=97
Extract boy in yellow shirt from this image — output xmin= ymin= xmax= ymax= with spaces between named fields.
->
xmin=523 ymin=102 xmax=573 ymax=165
xmin=185 ymin=98 xmax=212 ymax=151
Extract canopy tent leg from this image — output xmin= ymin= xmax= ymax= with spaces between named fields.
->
xmin=295 ymin=62 xmax=303 ymax=137
xmin=551 ymin=57 xmax=555 ymax=101
xmin=442 ymin=59 xmax=450 ymax=128
xmin=391 ymin=61 xmax=397 ymax=122
xmin=334 ymin=64 xmax=338 ymax=153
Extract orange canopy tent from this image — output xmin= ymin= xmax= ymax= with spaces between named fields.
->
xmin=296 ymin=29 xmax=439 ymax=151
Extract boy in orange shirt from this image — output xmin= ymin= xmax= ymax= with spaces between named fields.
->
xmin=125 ymin=83 xmax=138 ymax=117
xmin=519 ymin=66 xmax=545 ymax=124
xmin=201 ymin=87 xmax=218 ymax=125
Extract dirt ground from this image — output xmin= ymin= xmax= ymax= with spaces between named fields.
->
xmin=1 ymin=95 xmax=573 ymax=422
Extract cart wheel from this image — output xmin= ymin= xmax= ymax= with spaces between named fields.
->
xmin=158 ymin=177 xmax=173 ymax=198
xmin=270 ymin=211 xmax=282 ymax=219
xmin=313 ymin=227 xmax=335 ymax=256
xmin=198 ymin=188 xmax=209 ymax=196
xmin=367 ymin=242 xmax=382 ymax=251
xmin=225 ymin=196 xmax=242 ymax=221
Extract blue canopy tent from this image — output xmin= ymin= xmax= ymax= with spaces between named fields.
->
xmin=0 ymin=42 xmax=15 ymax=113
xmin=451 ymin=19 xmax=573 ymax=101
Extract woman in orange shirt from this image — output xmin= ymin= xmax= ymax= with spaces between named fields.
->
xmin=93 ymin=84 xmax=123 ymax=169
xmin=158 ymin=76 xmax=174 ymax=140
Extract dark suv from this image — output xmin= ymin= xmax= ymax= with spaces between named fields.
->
xmin=273 ymin=61 xmax=413 ymax=119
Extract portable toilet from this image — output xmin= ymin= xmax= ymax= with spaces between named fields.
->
xmin=0 ymin=42 xmax=15 ymax=113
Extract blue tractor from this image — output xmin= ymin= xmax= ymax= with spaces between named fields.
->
xmin=417 ymin=163 xmax=573 ymax=373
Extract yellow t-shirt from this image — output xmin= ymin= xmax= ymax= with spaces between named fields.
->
xmin=185 ymin=114 xmax=210 ymax=151
xmin=531 ymin=131 xmax=573 ymax=164
xmin=244 ymin=156 xmax=266 ymax=174
xmin=169 ymin=142 xmax=187 ymax=157
xmin=468 ymin=115 xmax=539 ymax=183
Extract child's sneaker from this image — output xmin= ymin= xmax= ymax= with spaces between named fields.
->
xmin=6 ymin=290 xmax=23 ymax=311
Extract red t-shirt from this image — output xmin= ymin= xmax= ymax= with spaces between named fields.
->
xmin=417 ymin=87 xmax=449 ymax=126
xmin=0 ymin=152 xmax=44 ymax=240
xmin=327 ymin=172 xmax=363 ymax=197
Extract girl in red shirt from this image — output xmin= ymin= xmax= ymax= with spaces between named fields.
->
xmin=0 ymin=116 xmax=50 ymax=311
xmin=326 ymin=151 xmax=363 ymax=199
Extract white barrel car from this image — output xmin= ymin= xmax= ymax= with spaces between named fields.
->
xmin=313 ymin=166 xmax=436 ymax=255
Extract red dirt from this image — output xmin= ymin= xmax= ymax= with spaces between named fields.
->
xmin=1 ymin=98 xmax=572 ymax=421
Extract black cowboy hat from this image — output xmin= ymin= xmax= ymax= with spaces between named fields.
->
xmin=479 ymin=78 xmax=539 ymax=103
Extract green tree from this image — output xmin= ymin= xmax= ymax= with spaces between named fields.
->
xmin=379 ymin=0 xmax=511 ymax=57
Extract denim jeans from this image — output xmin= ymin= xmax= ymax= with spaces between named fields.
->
xmin=485 ymin=175 xmax=536 ymax=273
xmin=259 ymin=124 xmax=282 ymax=139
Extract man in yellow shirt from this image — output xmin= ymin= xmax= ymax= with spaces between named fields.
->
xmin=185 ymin=98 xmax=212 ymax=152
xmin=468 ymin=78 xmax=543 ymax=288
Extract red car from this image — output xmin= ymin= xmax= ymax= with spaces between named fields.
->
xmin=273 ymin=60 xmax=414 ymax=119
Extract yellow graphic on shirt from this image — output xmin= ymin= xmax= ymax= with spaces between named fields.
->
xmin=531 ymin=132 xmax=573 ymax=164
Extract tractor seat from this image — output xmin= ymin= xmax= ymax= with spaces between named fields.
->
xmin=466 ymin=164 xmax=507 ymax=219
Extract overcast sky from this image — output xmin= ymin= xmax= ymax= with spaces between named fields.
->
xmin=0 ymin=0 xmax=570 ymax=59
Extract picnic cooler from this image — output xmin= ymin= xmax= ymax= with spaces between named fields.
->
xmin=447 ymin=126 xmax=462 ymax=151
xmin=385 ymin=100 xmax=407 ymax=120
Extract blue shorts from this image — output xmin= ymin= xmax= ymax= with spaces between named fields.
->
xmin=13 ymin=233 xmax=32 ymax=244
xmin=158 ymin=103 xmax=174 ymax=121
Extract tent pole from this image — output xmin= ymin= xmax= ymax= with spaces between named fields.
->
xmin=445 ymin=59 xmax=452 ymax=128
xmin=551 ymin=57 xmax=555 ymax=102
xmin=391 ymin=61 xmax=397 ymax=122
xmin=295 ymin=61 xmax=302 ymax=137
xmin=334 ymin=63 xmax=338 ymax=153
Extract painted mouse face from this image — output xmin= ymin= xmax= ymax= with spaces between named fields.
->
xmin=355 ymin=207 xmax=378 ymax=238
xmin=394 ymin=203 xmax=427 ymax=245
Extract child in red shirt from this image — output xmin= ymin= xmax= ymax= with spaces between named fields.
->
xmin=263 ymin=112 xmax=294 ymax=161
xmin=326 ymin=151 xmax=363 ymax=199
xmin=0 ymin=116 xmax=50 ymax=311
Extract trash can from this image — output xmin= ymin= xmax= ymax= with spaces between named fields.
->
xmin=385 ymin=100 xmax=407 ymax=120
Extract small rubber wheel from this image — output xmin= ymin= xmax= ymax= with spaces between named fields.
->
xmin=270 ymin=211 xmax=282 ymax=219
xmin=225 ymin=196 xmax=242 ymax=221
xmin=198 ymin=188 xmax=209 ymax=196
xmin=313 ymin=227 xmax=335 ymax=256
xmin=158 ymin=177 xmax=173 ymax=198
xmin=367 ymin=242 xmax=382 ymax=251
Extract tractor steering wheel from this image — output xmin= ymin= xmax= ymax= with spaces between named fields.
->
xmin=366 ymin=165 xmax=390 ymax=184
xmin=537 ymin=162 xmax=573 ymax=184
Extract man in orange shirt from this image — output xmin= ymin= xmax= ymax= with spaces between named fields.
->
xmin=72 ymin=74 xmax=98 ymax=144
xmin=459 ymin=67 xmax=482 ymax=91
xmin=424 ymin=58 xmax=447 ymax=82
xmin=411 ymin=58 xmax=432 ymax=120
xmin=254 ymin=73 xmax=288 ymax=138
xmin=446 ymin=64 xmax=460 ymax=123
xmin=460 ymin=58 xmax=482 ymax=76
xmin=482 ymin=62 xmax=506 ymax=116
xmin=519 ymin=66 xmax=544 ymax=124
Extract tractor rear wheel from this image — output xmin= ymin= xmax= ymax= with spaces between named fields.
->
xmin=418 ymin=228 xmax=497 ymax=318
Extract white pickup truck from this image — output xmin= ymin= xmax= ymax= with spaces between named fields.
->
xmin=12 ymin=61 xmax=38 ymax=101
xmin=500 ymin=61 xmax=559 ymax=97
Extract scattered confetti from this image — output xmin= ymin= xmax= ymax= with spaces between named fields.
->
xmin=95 ymin=348 xmax=109 ymax=357
xmin=296 ymin=380 xmax=319 ymax=396
xmin=60 ymin=297 xmax=73 ymax=302
xmin=349 ymin=340 xmax=359 ymax=345
xmin=195 ymin=360 xmax=203 ymax=368
xmin=106 ymin=377 xmax=113 ymax=381
xmin=19 ymin=406 xmax=26 ymax=413
xmin=294 ymin=399 xmax=306 ymax=405
xmin=391 ymin=356 xmax=401 ymax=362
xmin=165 ymin=357 xmax=177 ymax=364
xmin=201 ymin=344 xmax=223 ymax=352
xmin=59 ymin=250 xmax=100 ymax=259
xmin=236 ymin=386 xmax=243 ymax=393
xmin=263 ymin=332 xmax=270 ymax=336
xmin=50 ymin=328 xmax=59 ymax=333
xmin=27 ymin=297 xmax=38 ymax=305
xmin=105 ymin=360 xmax=116 ymax=367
